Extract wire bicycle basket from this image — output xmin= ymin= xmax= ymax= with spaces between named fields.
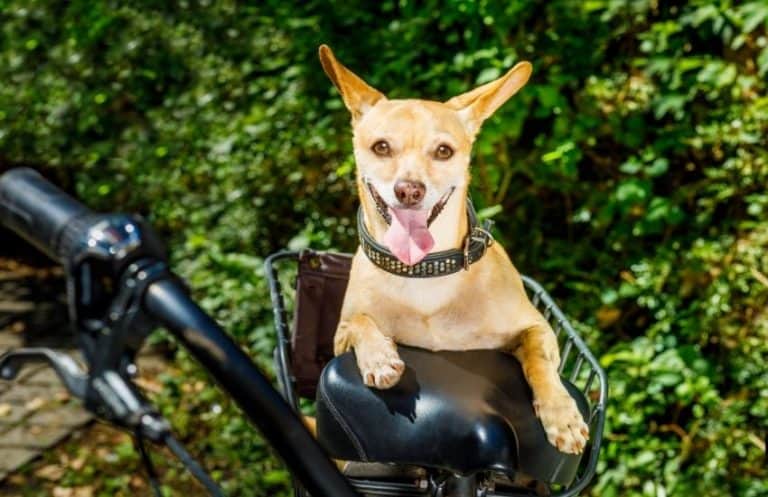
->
xmin=266 ymin=249 xmax=607 ymax=497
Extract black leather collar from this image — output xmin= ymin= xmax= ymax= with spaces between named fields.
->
xmin=357 ymin=198 xmax=494 ymax=278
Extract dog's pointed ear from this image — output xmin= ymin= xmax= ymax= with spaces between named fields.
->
xmin=445 ymin=61 xmax=532 ymax=135
xmin=319 ymin=45 xmax=385 ymax=121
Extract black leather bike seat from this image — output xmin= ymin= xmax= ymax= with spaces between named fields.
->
xmin=316 ymin=346 xmax=589 ymax=485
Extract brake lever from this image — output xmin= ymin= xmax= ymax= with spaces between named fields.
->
xmin=88 ymin=369 xmax=171 ymax=441
xmin=0 ymin=347 xmax=222 ymax=495
xmin=0 ymin=346 xmax=170 ymax=438
xmin=0 ymin=347 xmax=87 ymax=398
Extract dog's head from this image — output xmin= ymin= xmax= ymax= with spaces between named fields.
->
xmin=319 ymin=45 xmax=531 ymax=266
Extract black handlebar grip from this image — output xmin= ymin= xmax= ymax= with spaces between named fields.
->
xmin=0 ymin=168 xmax=93 ymax=262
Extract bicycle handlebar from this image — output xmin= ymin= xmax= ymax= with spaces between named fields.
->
xmin=0 ymin=168 xmax=93 ymax=262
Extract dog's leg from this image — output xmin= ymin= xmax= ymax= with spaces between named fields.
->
xmin=303 ymin=415 xmax=318 ymax=436
xmin=510 ymin=324 xmax=589 ymax=454
xmin=302 ymin=416 xmax=348 ymax=471
xmin=335 ymin=314 xmax=405 ymax=389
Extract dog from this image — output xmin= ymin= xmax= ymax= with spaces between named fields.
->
xmin=319 ymin=45 xmax=588 ymax=454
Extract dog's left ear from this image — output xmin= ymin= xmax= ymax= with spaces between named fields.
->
xmin=445 ymin=61 xmax=532 ymax=136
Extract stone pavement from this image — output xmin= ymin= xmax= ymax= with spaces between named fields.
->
xmin=0 ymin=260 xmax=94 ymax=482
xmin=0 ymin=331 xmax=92 ymax=481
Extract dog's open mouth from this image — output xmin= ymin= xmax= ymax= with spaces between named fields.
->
xmin=365 ymin=182 xmax=455 ymax=266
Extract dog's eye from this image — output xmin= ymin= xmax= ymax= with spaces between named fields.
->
xmin=434 ymin=144 xmax=454 ymax=160
xmin=371 ymin=140 xmax=391 ymax=157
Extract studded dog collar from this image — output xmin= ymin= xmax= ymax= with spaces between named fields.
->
xmin=357 ymin=198 xmax=494 ymax=278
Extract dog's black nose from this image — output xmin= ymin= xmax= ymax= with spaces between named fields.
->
xmin=394 ymin=180 xmax=426 ymax=207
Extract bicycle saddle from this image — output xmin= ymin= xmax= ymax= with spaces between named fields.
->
xmin=316 ymin=346 xmax=589 ymax=485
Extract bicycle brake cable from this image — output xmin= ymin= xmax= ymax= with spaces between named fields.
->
xmin=164 ymin=434 xmax=225 ymax=497
xmin=135 ymin=429 xmax=163 ymax=497
xmin=135 ymin=428 xmax=225 ymax=497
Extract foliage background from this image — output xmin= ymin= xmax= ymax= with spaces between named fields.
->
xmin=1 ymin=0 xmax=767 ymax=496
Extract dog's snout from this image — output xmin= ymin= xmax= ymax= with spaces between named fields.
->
xmin=394 ymin=180 xmax=426 ymax=207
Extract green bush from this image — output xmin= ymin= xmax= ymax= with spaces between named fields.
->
xmin=1 ymin=1 xmax=766 ymax=496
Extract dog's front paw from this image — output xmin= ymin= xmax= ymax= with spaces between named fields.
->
xmin=534 ymin=392 xmax=589 ymax=454
xmin=355 ymin=337 xmax=405 ymax=389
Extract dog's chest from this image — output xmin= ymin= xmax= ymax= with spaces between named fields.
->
xmin=378 ymin=274 xmax=462 ymax=315
xmin=372 ymin=273 xmax=511 ymax=350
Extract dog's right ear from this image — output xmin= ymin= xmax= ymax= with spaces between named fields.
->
xmin=319 ymin=45 xmax=385 ymax=121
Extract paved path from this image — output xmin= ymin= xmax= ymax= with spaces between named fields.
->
xmin=0 ymin=261 xmax=91 ymax=481
xmin=0 ymin=331 xmax=92 ymax=481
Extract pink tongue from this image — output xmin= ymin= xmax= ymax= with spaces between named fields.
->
xmin=383 ymin=207 xmax=434 ymax=266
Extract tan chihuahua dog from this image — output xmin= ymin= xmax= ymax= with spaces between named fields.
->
xmin=319 ymin=45 xmax=588 ymax=454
